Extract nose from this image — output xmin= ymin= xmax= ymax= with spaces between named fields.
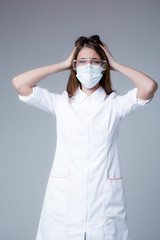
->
xmin=88 ymin=59 xmax=93 ymax=65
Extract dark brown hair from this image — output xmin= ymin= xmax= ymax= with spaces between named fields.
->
xmin=66 ymin=35 xmax=114 ymax=98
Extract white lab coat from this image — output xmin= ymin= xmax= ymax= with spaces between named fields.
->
xmin=19 ymin=84 xmax=152 ymax=240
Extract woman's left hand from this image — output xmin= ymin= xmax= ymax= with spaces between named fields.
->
xmin=99 ymin=43 xmax=118 ymax=70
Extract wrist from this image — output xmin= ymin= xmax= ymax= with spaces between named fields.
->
xmin=111 ymin=61 xmax=121 ymax=71
xmin=63 ymin=60 xmax=71 ymax=70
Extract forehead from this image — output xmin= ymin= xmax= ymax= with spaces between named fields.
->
xmin=77 ymin=47 xmax=100 ymax=59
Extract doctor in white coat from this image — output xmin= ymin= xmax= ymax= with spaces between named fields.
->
xmin=12 ymin=35 xmax=158 ymax=240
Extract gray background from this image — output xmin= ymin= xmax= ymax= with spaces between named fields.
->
xmin=1 ymin=0 xmax=160 ymax=239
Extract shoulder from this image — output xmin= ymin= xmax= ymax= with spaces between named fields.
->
xmin=104 ymin=90 xmax=118 ymax=103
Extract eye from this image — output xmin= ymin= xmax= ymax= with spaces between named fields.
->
xmin=78 ymin=59 xmax=87 ymax=64
xmin=93 ymin=60 xmax=101 ymax=64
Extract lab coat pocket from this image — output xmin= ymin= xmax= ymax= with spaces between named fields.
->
xmin=103 ymin=178 xmax=113 ymax=210
xmin=44 ymin=167 xmax=69 ymax=216
xmin=103 ymin=178 xmax=129 ymax=239
xmin=103 ymin=177 xmax=124 ymax=213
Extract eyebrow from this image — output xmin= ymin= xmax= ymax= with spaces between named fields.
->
xmin=79 ymin=57 xmax=100 ymax=59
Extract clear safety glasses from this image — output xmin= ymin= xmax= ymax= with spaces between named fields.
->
xmin=73 ymin=58 xmax=107 ymax=70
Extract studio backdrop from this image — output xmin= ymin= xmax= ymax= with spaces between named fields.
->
xmin=1 ymin=0 xmax=160 ymax=239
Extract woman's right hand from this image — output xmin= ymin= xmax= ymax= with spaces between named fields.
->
xmin=12 ymin=46 xmax=78 ymax=96
xmin=64 ymin=46 xmax=77 ymax=70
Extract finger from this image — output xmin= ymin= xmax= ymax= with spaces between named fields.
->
xmin=103 ymin=42 xmax=108 ymax=49
xmin=99 ymin=43 xmax=108 ymax=52
xmin=99 ymin=44 xmax=105 ymax=50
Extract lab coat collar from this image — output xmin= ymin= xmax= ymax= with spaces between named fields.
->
xmin=73 ymin=84 xmax=108 ymax=103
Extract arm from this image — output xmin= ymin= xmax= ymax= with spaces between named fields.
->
xmin=12 ymin=47 xmax=77 ymax=96
xmin=100 ymin=43 xmax=158 ymax=100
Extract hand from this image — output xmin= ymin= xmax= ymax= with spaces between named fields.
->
xmin=64 ymin=46 xmax=77 ymax=70
xmin=99 ymin=43 xmax=118 ymax=71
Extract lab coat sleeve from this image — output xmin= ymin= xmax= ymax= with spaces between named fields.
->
xmin=115 ymin=87 xmax=153 ymax=121
xmin=18 ymin=85 xmax=59 ymax=116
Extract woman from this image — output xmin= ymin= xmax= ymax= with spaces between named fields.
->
xmin=12 ymin=35 xmax=158 ymax=240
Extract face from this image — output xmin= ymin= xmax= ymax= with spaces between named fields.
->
xmin=76 ymin=47 xmax=105 ymax=91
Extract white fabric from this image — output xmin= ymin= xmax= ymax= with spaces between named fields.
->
xmin=136 ymin=97 xmax=152 ymax=105
xmin=18 ymin=84 xmax=152 ymax=240
xmin=76 ymin=64 xmax=104 ymax=88
xmin=19 ymin=86 xmax=61 ymax=116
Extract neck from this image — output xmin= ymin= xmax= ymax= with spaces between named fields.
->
xmin=81 ymin=83 xmax=100 ymax=96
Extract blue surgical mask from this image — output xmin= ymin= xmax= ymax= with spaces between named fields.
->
xmin=76 ymin=64 xmax=104 ymax=89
